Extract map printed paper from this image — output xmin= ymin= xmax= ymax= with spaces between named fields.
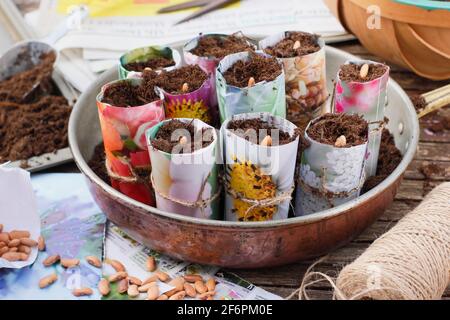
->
xmin=0 ymin=174 xmax=105 ymax=300
xmin=104 ymin=224 xmax=282 ymax=300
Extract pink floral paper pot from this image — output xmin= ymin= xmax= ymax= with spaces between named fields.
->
xmin=183 ymin=33 xmax=256 ymax=110
xmin=259 ymin=32 xmax=328 ymax=128
xmin=221 ymin=112 xmax=299 ymax=222
xmin=295 ymin=116 xmax=368 ymax=216
xmin=146 ymin=118 xmax=220 ymax=219
xmin=96 ymin=78 xmax=165 ymax=206
xmin=157 ymin=74 xmax=218 ymax=127
xmin=333 ymin=60 xmax=390 ymax=177
xmin=183 ymin=32 xmax=256 ymax=76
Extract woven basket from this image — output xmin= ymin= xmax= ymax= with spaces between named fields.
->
xmin=324 ymin=0 xmax=450 ymax=80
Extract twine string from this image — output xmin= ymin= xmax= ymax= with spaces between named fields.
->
xmin=225 ymin=181 xmax=295 ymax=218
xmin=105 ymin=158 xmax=150 ymax=186
xmin=291 ymin=182 xmax=450 ymax=300
xmin=150 ymin=173 xmax=221 ymax=216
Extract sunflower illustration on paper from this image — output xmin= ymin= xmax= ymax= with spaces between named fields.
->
xmin=165 ymin=98 xmax=211 ymax=124
xmin=159 ymin=77 xmax=217 ymax=125
xmin=227 ymin=158 xmax=277 ymax=222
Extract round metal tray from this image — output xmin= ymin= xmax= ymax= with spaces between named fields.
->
xmin=69 ymin=40 xmax=419 ymax=268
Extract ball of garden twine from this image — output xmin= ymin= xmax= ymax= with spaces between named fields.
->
xmin=294 ymin=182 xmax=450 ymax=300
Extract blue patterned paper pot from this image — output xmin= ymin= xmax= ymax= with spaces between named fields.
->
xmin=333 ymin=60 xmax=390 ymax=177
xmin=259 ymin=31 xmax=328 ymax=130
xmin=221 ymin=112 xmax=299 ymax=221
xmin=119 ymin=46 xmax=181 ymax=79
xmin=216 ymin=51 xmax=286 ymax=123
xmin=295 ymin=113 xmax=369 ymax=216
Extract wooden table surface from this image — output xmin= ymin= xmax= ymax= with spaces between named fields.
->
xmin=13 ymin=0 xmax=450 ymax=300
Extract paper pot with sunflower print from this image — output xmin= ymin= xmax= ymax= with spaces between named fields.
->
xmin=96 ymin=78 xmax=165 ymax=206
xmin=216 ymin=51 xmax=286 ymax=123
xmin=119 ymin=45 xmax=181 ymax=79
xmin=146 ymin=118 xmax=220 ymax=219
xmin=157 ymin=69 xmax=218 ymax=127
xmin=221 ymin=112 xmax=299 ymax=221
xmin=295 ymin=115 xmax=369 ymax=216
xmin=259 ymin=31 xmax=328 ymax=129
xmin=333 ymin=60 xmax=390 ymax=177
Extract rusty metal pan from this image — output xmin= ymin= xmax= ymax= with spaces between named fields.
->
xmin=69 ymin=39 xmax=419 ymax=268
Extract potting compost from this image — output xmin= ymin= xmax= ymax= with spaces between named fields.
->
xmin=0 ymin=52 xmax=71 ymax=164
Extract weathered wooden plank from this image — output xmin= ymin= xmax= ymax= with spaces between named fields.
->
xmin=395 ymin=179 xmax=443 ymax=200
xmin=416 ymin=142 xmax=450 ymax=161
xmin=419 ymin=127 xmax=450 ymax=143
xmin=405 ymin=160 xmax=450 ymax=181
xmin=378 ymin=199 xmax=418 ymax=221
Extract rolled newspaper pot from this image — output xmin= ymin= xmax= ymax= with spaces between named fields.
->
xmin=155 ymin=65 xmax=218 ymax=126
xmin=96 ymin=78 xmax=165 ymax=205
xmin=259 ymin=31 xmax=328 ymax=130
xmin=333 ymin=60 xmax=390 ymax=177
xmin=183 ymin=32 xmax=256 ymax=75
xmin=221 ymin=112 xmax=299 ymax=221
xmin=216 ymin=51 xmax=286 ymax=123
xmin=295 ymin=113 xmax=369 ymax=216
xmin=184 ymin=32 xmax=255 ymax=109
xmin=118 ymin=45 xmax=181 ymax=79
xmin=146 ymin=118 xmax=220 ymax=219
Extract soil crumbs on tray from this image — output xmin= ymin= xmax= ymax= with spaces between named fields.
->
xmin=228 ymin=118 xmax=296 ymax=146
xmin=0 ymin=52 xmax=57 ymax=104
xmin=190 ymin=34 xmax=254 ymax=59
xmin=264 ymin=31 xmax=321 ymax=58
xmin=339 ymin=63 xmax=388 ymax=82
xmin=88 ymin=143 xmax=110 ymax=184
xmin=0 ymin=51 xmax=71 ymax=163
xmin=362 ymin=129 xmax=402 ymax=193
xmin=307 ymin=113 xmax=368 ymax=147
xmin=223 ymin=53 xmax=281 ymax=88
xmin=124 ymin=57 xmax=175 ymax=72
xmin=0 ymin=96 xmax=70 ymax=162
xmin=151 ymin=120 xmax=213 ymax=154
xmin=410 ymin=94 xmax=427 ymax=114
xmin=152 ymin=65 xmax=208 ymax=95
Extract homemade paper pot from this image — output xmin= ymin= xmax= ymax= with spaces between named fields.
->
xmin=334 ymin=60 xmax=390 ymax=177
xmin=259 ymin=32 xmax=328 ymax=129
xmin=216 ymin=51 xmax=286 ymax=123
xmin=183 ymin=32 xmax=256 ymax=76
xmin=221 ymin=112 xmax=299 ymax=221
xmin=157 ymin=74 xmax=218 ymax=126
xmin=295 ymin=117 xmax=368 ymax=216
xmin=146 ymin=118 xmax=220 ymax=219
xmin=183 ymin=33 xmax=255 ymax=112
xmin=96 ymin=78 xmax=165 ymax=206
xmin=118 ymin=45 xmax=181 ymax=79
